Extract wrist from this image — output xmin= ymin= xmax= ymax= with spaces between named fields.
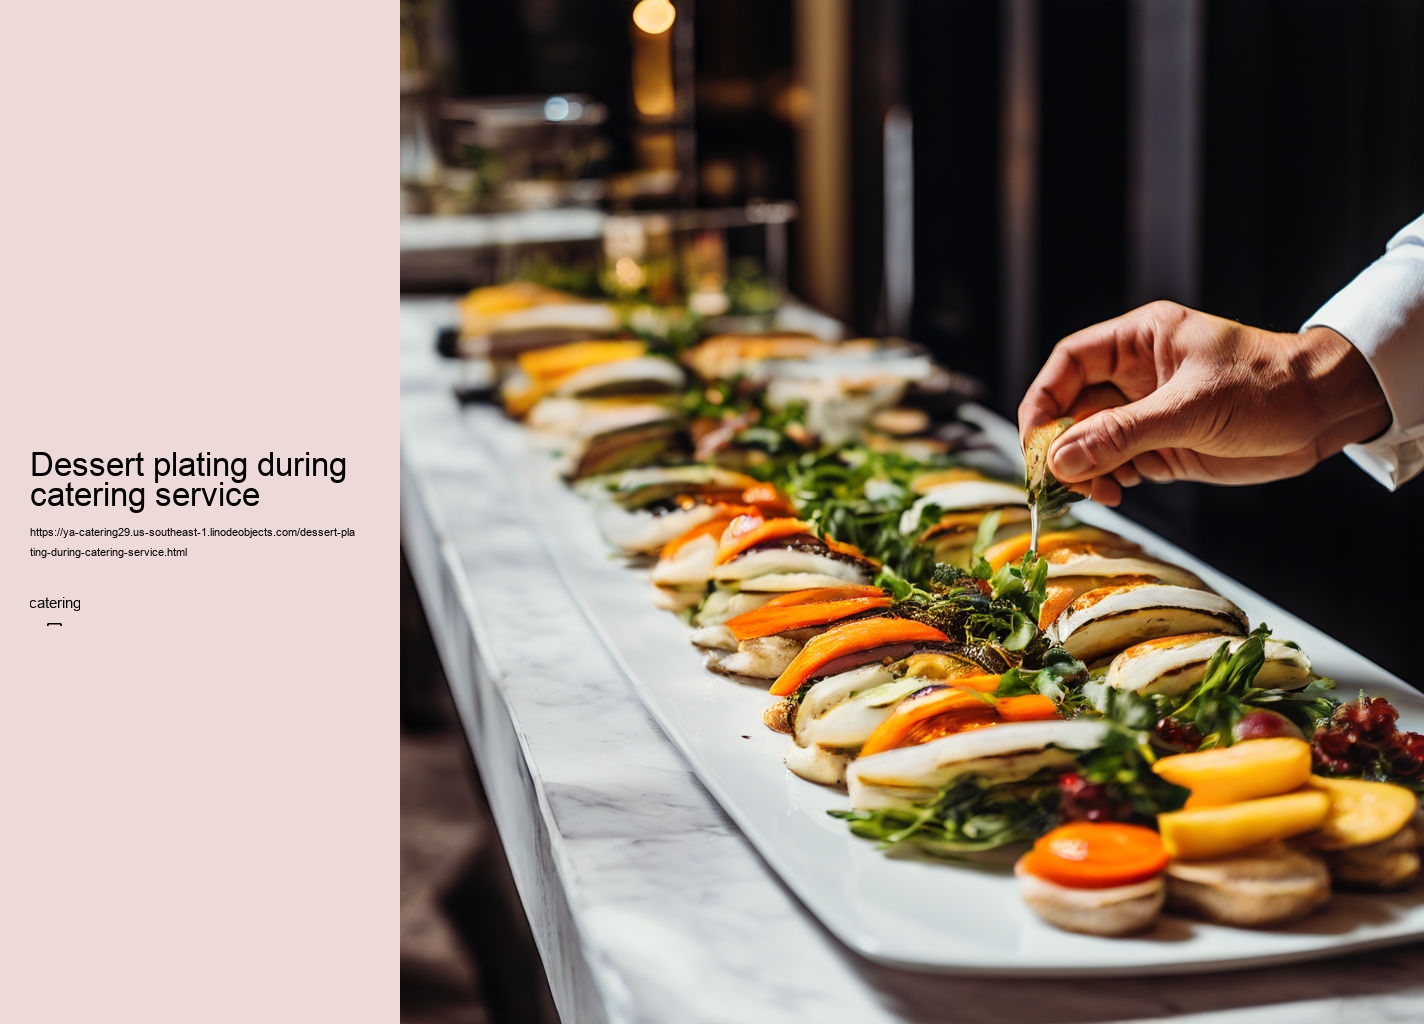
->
xmin=1293 ymin=326 xmax=1392 ymax=449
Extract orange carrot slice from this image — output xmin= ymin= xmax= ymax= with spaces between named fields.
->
xmin=858 ymin=685 xmax=1058 ymax=755
xmin=1038 ymin=583 xmax=1078 ymax=630
xmin=918 ymin=510 xmax=991 ymax=543
xmin=823 ymin=535 xmax=873 ymax=561
xmin=984 ymin=527 xmax=1127 ymax=570
xmin=714 ymin=515 xmax=814 ymax=565
xmin=768 ymin=618 xmax=950 ymax=696
xmin=740 ymin=482 xmax=798 ymax=516
xmin=859 ymin=687 xmax=997 ymax=755
xmin=724 ymin=596 xmax=891 ymax=641
xmin=994 ymin=694 xmax=1061 ymax=722
xmin=757 ymin=585 xmax=888 ymax=608
xmin=657 ymin=508 xmax=755 ymax=561
xmin=1017 ymin=822 xmax=1169 ymax=889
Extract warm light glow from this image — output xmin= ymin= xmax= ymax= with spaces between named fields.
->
xmin=632 ymin=0 xmax=676 ymax=35
xmin=614 ymin=257 xmax=646 ymax=290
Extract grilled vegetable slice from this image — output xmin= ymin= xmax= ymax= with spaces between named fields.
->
xmin=1106 ymin=633 xmax=1313 ymax=696
xmin=898 ymin=480 xmax=1029 ymax=534
xmin=847 ymin=718 xmax=1112 ymax=812
xmin=1046 ymin=583 xmax=1247 ymax=662
xmin=725 ymin=595 xmax=891 ymax=641
xmin=769 ymin=618 xmax=951 ymax=696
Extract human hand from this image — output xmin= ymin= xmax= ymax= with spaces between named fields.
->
xmin=1017 ymin=301 xmax=1390 ymax=505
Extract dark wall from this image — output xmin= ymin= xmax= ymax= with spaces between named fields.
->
xmin=1186 ymin=0 xmax=1424 ymax=687
xmin=904 ymin=0 xmax=1004 ymax=387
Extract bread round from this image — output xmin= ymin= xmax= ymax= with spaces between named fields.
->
xmin=1325 ymin=824 xmax=1422 ymax=891
xmin=1165 ymin=841 xmax=1330 ymax=927
xmin=1015 ymin=859 xmax=1165 ymax=936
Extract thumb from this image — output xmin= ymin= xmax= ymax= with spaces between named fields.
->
xmin=1048 ymin=389 xmax=1189 ymax=481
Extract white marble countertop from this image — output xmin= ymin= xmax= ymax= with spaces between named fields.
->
xmin=399 ymin=296 xmax=1424 ymax=1024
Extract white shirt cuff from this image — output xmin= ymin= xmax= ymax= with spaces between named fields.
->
xmin=1302 ymin=213 xmax=1424 ymax=490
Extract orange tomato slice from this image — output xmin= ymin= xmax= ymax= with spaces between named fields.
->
xmin=1018 ymin=822 xmax=1168 ymax=890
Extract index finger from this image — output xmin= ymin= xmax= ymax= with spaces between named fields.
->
xmin=1016 ymin=309 xmax=1149 ymax=444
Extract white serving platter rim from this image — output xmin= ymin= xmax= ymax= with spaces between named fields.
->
xmin=476 ymin=402 xmax=1424 ymax=977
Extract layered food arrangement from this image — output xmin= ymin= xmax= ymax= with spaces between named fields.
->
xmin=457 ymin=283 xmax=1424 ymax=942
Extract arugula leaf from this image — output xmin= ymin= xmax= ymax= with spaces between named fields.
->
xmin=774 ymin=446 xmax=947 ymax=585
xmin=970 ymin=509 xmax=1003 ymax=560
xmin=1083 ymin=625 xmax=1342 ymax=750
xmin=828 ymin=771 xmax=1061 ymax=856
xmin=1076 ymin=726 xmax=1190 ymax=818
xmin=1168 ymin=624 xmax=1275 ymax=746
xmin=829 ymin=726 xmax=1186 ymax=856
xmin=997 ymin=647 xmax=1089 ymax=706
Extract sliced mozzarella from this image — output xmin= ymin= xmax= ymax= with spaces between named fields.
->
xmin=650 ymin=584 xmax=702 ymax=613
xmin=797 ymin=676 xmax=933 ymax=748
xmin=529 ymin=400 xmax=673 ymax=451
xmin=596 ymin=502 xmax=724 ymax=555
xmin=603 ymin=464 xmax=735 ymax=489
xmin=1106 ymin=633 xmax=1314 ymax=696
xmin=1016 ymin=864 xmax=1166 ymax=906
xmin=555 ymin=356 xmax=685 ymax=397
xmin=690 ymin=589 xmax=775 ymax=627
xmin=714 ymin=547 xmax=871 ymax=584
xmin=598 ymin=467 xmax=763 ymax=509
xmin=928 ymin=520 xmax=1033 ymax=570
xmin=689 ymin=624 xmax=738 ymax=651
xmin=706 ymin=635 xmax=806 ymax=679
xmin=899 ymin=481 xmax=1028 ymax=533
xmin=477 ymin=302 xmax=618 ymax=335
xmin=847 ymin=719 xmax=1111 ymax=811
xmin=783 ymin=742 xmax=852 ymax=786
xmin=1046 ymin=584 xmax=1247 ymax=663
xmin=794 ymin=662 xmax=898 ymax=741
xmin=650 ymin=534 xmax=720 ymax=587
xmin=738 ymin=571 xmax=874 ymax=592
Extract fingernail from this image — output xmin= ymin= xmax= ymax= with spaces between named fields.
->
xmin=1051 ymin=438 xmax=1093 ymax=479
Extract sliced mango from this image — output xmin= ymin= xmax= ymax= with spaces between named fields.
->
xmin=1158 ymin=790 xmax=1332 ymax=860
xmin=1152 ymin=737 xmax=1312 ymax=809
xmin=1306 ymin=775 xmax=1421 ymax=852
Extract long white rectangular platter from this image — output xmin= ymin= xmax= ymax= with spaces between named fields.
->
xmin=476 ymin=401 xmax=1424 ymax=977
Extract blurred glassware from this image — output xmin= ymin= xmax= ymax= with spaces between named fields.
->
xmin=427 ymin=95 xmax=609 ymax=214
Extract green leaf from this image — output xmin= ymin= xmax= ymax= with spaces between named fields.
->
xmin=971 ymin=509 xmax=1003 ymax=560
xmin=828 ymin=771 xmax=1061 ymax=856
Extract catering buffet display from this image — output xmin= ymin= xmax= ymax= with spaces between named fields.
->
xmin=453 ymin=282 xmax=1424 ymax=953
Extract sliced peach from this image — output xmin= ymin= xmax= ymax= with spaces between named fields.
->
xmin=1152 ymin=737 xmax=1312 ymax=809
xmin=1306 ymin=775 xmax=1421 ymax=851
xmin=1158 ymin=790 xmax=1332 ymax=860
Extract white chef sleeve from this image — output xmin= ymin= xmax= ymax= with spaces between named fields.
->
xmin=1302 ymin=213 xmax=1424 ymax=490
